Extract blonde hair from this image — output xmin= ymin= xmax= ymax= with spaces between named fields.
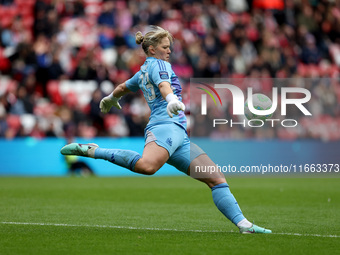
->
xmin=135 ymin=26 xmax=173 ymax=55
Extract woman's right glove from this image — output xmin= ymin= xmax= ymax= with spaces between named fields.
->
xmin=99 ymin=93 xmax=122 ymax=113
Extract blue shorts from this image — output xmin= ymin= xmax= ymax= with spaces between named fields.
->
xmin=145 ymin=123 xmax=205 ymax=174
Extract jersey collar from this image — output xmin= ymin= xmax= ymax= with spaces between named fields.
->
xmin=146 ymin=57 xmax=158 ymax=60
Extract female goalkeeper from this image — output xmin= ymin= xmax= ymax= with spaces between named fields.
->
xmin=61 ymin=26 xmax=271 ymax=234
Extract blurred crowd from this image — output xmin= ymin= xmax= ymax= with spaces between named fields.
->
xmin=0 ymin=0 xmax=339 ymax=140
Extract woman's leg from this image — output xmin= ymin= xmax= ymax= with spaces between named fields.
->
xmin=133 ymin=142 xmax=169 ymax=175
xmin=188 ymin=154 xmax=271 ymax=233
xmin=188 ymin=154 xmax=226 ymax=188
xmin=60 ymin=142 xmax=169 ymax=175
xmin=96 ymin=141 xmax=169 ymax=175
xmin=188 ymin=154 xmax=247 ymax=226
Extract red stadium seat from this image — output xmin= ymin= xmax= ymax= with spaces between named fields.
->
xmin=6 ymin=114 xmax=21 ymax=130
xmin=47 ymin=81 xmax=63 ymax=105
xmin=0 ymin=48 xmax=11 ymax=71
xmin=104 ymin=114 xmax=120 ymax=130
xmin=22 ymin=16 xmax=34 ymax=29
xmin=0 ymin=15 xmax=13 ymax=28
xmin=277 ymin=127 xmax=299 ymax=140
xmin=84 ymin=0 xmax=102 ymax=18
xmin=78 ymin=123 xmax=97 ymax=138
xmin=15 ymin=0 xmax=35 ymax=6
xmin=64 ymin=91 xmax=79 ymax=107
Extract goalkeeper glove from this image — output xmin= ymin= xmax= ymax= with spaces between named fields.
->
xmin=166 ymin=94 xmax=185 ymax=118
xmin=99 ymin=92 xmax=122 ymax=113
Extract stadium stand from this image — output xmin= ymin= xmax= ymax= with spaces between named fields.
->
xmin=0 ymin=0 xmax=339 ymax=140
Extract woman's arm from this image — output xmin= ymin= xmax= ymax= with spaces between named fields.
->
xmin=158 ymin=81 xmax=173 ymax=99
xmin=158 ymin=81 xmax=185 ymax=118
xmin=112 ymin=82 xmax=131 ymax=98
xmin=99 ymin=81 xmax=131 ymax=113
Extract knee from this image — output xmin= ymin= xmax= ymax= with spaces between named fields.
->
xmin=204 ymin=178 xmax=226 ymax=189
xmin=142 ymin=166 xmax=158 ymax=175
xmin=135 ymin=160 xmax=160 ymax=175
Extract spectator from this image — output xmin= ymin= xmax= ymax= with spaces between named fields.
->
xmin=89 ymin=89 xmax=105 ymax=135
xmin=72 ymin=57 xmax=97 ymax=80
xmin=47 ymin=51 xmax=65 ymax=80
xmin=97 ymin=1 xmax=116 ymax=28
xmin=300 ymin=34 xmax=321 ymax=64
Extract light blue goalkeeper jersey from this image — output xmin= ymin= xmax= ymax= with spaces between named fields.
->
xmin=125 ymin=57 xmax=187 ymax=130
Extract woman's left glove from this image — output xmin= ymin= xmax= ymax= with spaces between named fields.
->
xmin=166 ymin=94 xmax=185 ymax=118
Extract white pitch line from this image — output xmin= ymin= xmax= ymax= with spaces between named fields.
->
xmin=0 ymin=222 xmax=226 ymax=233
xmin=1 ymin=222 xmax=339 ymax=238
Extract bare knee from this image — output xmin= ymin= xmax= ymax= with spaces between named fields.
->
xmin=134 ymin=142 xmax=169 ymax=175
xmin=134 ymin=159 xmax=160 ymax=175
xmin=200 ymin=178 xmax=226 ymax=188
xmin=188 ymin=165 xmax=227 ymax=188
xmin=141 ymin=166 xmax=158 ymax=175
xmin=188 ymin=154 xmax=227 ymax=188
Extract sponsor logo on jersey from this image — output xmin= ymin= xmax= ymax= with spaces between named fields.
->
xmin=159 ymin=71 xmax=169 ymax=79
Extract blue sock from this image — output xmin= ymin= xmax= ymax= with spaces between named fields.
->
xmin=94 ymin=148 xmax=142 ymax=171
xmin=211 ymin=183 xmax=245 ymax=225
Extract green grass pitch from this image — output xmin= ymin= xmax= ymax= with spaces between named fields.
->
xmin=0 ymin=176 xmax=339 ymax=255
